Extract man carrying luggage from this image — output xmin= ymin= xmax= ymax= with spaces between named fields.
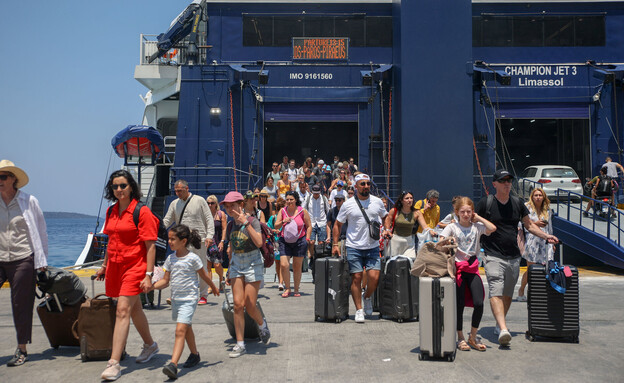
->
xmin=163 ymin=180 xmax=215 ymax=304
xmin=475 ymin=169 xmax=558 ymax=347
xmin=332 ymin=174 xmax=387 ymax=323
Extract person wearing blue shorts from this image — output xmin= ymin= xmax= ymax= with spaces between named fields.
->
xmin=332 ymin=174 xmax=388 ymax=323
xmin=151 ymin=224 xmax=219 ymax=380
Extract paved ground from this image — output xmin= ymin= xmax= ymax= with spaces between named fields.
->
xmin=1 ymin=272 xmax=623 ymax=383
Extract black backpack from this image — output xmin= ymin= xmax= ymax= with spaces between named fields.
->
xmin=36 ymin=266 xmax=87 ymax=306
xmin=596 ymin=175 xmax=613 ymax=196
xmin=484 ymin=194 xmax=524 ymax=222
xmin=107 ymin=202 xmax=169 ymax=264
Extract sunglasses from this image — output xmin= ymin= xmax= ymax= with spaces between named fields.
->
xmin=497 ymin=178 xmax=513 ymax=184
xmin=0 ymin=174 xmax=11 ymax=181
xmin=207 ymin=202 xmax=216 ymax=205
xmin=112 ymin=184 xmax=128 ymax=190
xmin=358 ymin=182 xmax=371 ymax=186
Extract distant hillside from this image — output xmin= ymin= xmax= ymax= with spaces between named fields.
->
xmin=44 ymin=212 xmax=100 ymax=219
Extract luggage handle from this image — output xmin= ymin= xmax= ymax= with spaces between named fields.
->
xmin=222 ymin=281 xmax=232 ymax=310
xmin=53 ymin=293 xmax=63 ymax=313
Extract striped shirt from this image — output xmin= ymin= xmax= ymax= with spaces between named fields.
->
xmin=163 ymin=252 xmax=204 ymax=301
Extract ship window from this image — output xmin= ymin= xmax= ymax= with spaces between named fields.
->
xmin=544 ymin=16 xmax=574 ymax=47
xmin=274 ymin=16 xmax=303 ymax=46
xmin=473 ymin=15 xmax=605 ymax=47
xmin=243 ymin=16 xmax=273 ymax=46
xmin=304 ymin=16 xmax=335 ymax=38
xmin=335 ymin=16 xmax=365 ymax=47
xmin=366 ymin=16 xmax=393 ymax=47
xmin=242 ymin=15 xmax=391 ymax=47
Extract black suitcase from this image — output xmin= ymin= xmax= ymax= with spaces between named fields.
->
xmin=379 ymin=257 xmax=419 ymax=322
xmin=222 ymin=283 xmax=265 ymax=340
xmin=372 ymin=257 xmax=385 ymax=313
xmin=526 ymin=264 xmax=580 ymax=343
xmin=37 ymin=294 xmax=83 ymax=349
xmin=419 ymin=277 xmax=456 ymax=361
xmin=314 ymin=256 xmax=350 ymax=322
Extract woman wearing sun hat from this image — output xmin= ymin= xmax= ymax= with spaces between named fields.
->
xmin=0 ymin=159 xmax=48 ymax=367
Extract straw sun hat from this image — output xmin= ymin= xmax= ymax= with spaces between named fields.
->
xmin=0 ymin=160 xmax=29 ymax=188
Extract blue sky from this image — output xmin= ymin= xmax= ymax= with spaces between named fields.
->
xmin=0 ymin=1 xmax=187 ymax=215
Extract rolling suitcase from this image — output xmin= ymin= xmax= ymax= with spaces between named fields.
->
xmin=526 ymin=264 xmax=580 ymax=343
xmin=37 ymin=294 xmax=83 ymax=348
xmin=419 ymin=277 xmax=456 ymax=361
xmin=222 ymin=283 xmax=265 ymax=339
xmin=72 ymin=294 xmax=122 ymax=362
xmin=314 ymin=256 xmax=350 ymax=323
xmin=379 ymin=257 xmax=418 ymax=322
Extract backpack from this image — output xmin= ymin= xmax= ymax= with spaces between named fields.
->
xmin=107 ymin=201 xmax=169 ymax=264
xmin=226 ymin=217 xmax=275 ymax=268
xmin=596 ymin=175 xmax=613 ymax=196
xmin=282 ymin=207 xmax=304 ymax=243
xmin=36 ymin=266 xmax=87 ymax=306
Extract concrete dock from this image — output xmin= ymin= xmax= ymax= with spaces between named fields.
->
xmin=0 ymin=270 xmax=623 ymax=382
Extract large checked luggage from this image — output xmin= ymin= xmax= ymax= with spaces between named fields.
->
xmin=419 ymin=277 xmax=456 ymax=361
xmin=72 ymin=294 xmax=122 ymax=362
xmin=379 ymin=257 xmax=418 ymax=322
xmin=37 ymin=294 xmax=83 ymax=349
xmin=314 ymin=256 xmax=350 ymax=323
xmin=222 ymin=283 xmax=265 ymax=339
xmin=526 ymin=263 xmax=580 ymax=343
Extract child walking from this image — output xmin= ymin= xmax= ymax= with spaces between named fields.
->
xmin=152 ymin=224 xmax=220 ymax=380
xmin=440 ymin=197 xmax=496 ymax=352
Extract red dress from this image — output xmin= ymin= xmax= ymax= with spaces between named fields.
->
xmin=103 ymin=199 xmax=158 ymax=297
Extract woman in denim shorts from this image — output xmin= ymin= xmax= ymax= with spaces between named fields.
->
xmin=221 ymin=191 xmax=270 ymax=358
xmin=274 ymin=191 xmax=312 ymax=298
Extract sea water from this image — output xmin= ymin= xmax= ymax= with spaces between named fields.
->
xmin=45 ymin=217 xmax=101 ymax=267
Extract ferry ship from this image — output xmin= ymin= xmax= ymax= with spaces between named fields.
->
xmin=76 ymin=0 xmax=624 ymax=269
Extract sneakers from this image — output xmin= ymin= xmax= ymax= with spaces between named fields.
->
xmin=355 ymin=309 xmax=365 ymax=323
xmin=198 ymin=297 xmax=208 ymax=305
xmin=362 ymin=291 xmax=373 ymax=316
xmin=101 ymin=360 xmax=121 ymax=381
xmin=259 ymin=322 xmax=271 ymax=344
xmin=136 ymin=342 xmax=159 ymax=363
xmin=229 ymin=344 xmax=246 ymax=358
xmin=498 ymin=329 xmax=512 ymax=346
xmin=182 ymin=352 xmax=200 ymax=368
xmin=517 ymin=295 xmax=527 ymax=302
xmin=6 ymin=348 xmax=27 ymax=367
xmin=162 ymin=362 xmax=178 ymax=380
xmin=278 ymin=283 xmax=284 ymax=291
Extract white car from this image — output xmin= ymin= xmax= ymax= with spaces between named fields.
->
xmin=518 ymin=165 xmax=583 ymax=201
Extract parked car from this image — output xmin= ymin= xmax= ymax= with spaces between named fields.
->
xmin=518 ymin=165 xmax=583 ymax=201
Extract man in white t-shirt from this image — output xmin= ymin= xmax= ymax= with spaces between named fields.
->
xmin=602 ymin=157 xmax=624 ymax=179
xmin=332 ymin=174 xmax=387 ymax=323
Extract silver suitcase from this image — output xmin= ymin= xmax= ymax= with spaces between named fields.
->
xmin=418 ymin=276 xmax=456 ymax=361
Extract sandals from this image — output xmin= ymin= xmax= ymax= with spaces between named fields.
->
xmin=281 ymin=290 xmax=290 ymax=298
xmin=457 ymin=339 xmax=470 ymax=351
xmin=294 ymin=292 xmax=301 ymax=297
xmin=467 ymin=337 xmax=487 ymax=352
xmin=7 ymin=348 xmax=27 ymax=367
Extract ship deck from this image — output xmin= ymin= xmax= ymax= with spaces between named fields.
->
xmin=0 ymin=269 xmax=623 ymax=382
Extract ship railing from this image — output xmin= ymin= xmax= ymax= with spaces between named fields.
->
xmin=370 ymin=175 xmax=400 ymax=205
xmin=516 ymin=178 xmax=544 ymax=200
xmin=473 ymin=175 xmax=493 ymax=200
xmin=555 ymin=188 xmax=624 ymax=247
xmin=139 ymin=34 xmax=207 ymax=66
xmin=170 ymin=166 xmax=262 ymax=195
xmin=144 ymin=169 xmax=158 ymax=208
xmin=164 ymin=136 xmax=176 ymax=158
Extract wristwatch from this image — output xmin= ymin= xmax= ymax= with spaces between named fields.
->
xmin=145 ymin=271 xmax=153 ymax=277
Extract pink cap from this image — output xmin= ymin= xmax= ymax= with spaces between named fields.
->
xmin=220 ymin=191 xmax=244 ymax=204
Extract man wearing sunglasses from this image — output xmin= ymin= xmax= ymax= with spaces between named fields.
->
xmin=163 ymin=180 xmax=215 ymax=305
xmin=332 ymin=174 xmax=387 ymax=323
xmin=475 ymin=169 xmax=558 ymax=347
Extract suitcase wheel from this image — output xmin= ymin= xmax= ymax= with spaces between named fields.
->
xmin=572 ymin=335 xmax=579 ymax=344
xmin=335 ymin=318 xmax=342 ymax=324
xmin=398 ymin=318 xmax=403 ymax=323
xmin=418 ymin=353 xmax=426 ymax=361
xmin=52 ymin=345 xmax=59 ymax=350
xmin=447 ymin=354 xmax=455 ymax=362
xmin=526 ymin=331 xmax=536 ymax=342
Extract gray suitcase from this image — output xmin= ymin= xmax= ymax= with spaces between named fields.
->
xmin=221 ymin=283 xmax=265 ymax=339
xmin=314 ymin=256 xmax=350 ymax=322
xmin=418 ymin=276 xmax=456 ymax=361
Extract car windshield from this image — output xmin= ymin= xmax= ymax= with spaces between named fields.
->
xmin=541 ymin=168 xmax=576 ymax=178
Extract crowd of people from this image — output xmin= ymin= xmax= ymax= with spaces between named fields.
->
xmin=0 ymin=157 xmax=562 ymax=381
